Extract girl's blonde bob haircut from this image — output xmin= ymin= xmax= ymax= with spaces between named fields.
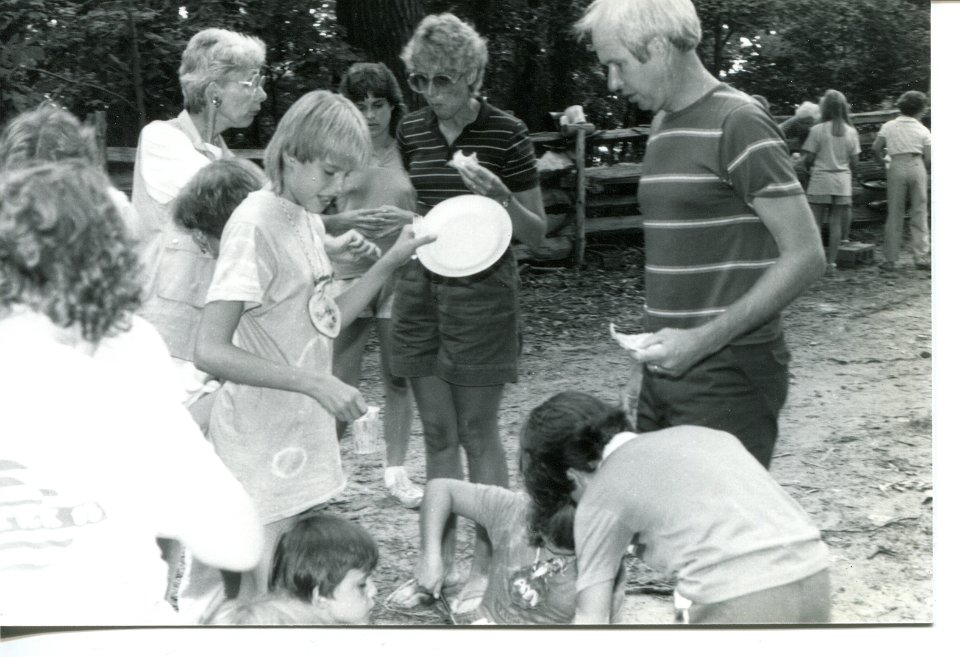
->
xmin=179 ymin=28 xmax=266 ymax=114
xmin=401 ymin=13 xmax=488 ymax=95
xmin=575 ymin=0 xmax=701 ymax=63
xmin=263 ymin=90 xmax=371 ymax=195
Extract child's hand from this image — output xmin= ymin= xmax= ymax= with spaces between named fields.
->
xmin=310 ymin=374 xmax=367 ymax=422
xmin=413 ymin=551 xmax=445 ymax=598
xmin=381 ymin=224 xmax=436 ymax=268
xmin=324 ymin=229 xmax=381 ymax=261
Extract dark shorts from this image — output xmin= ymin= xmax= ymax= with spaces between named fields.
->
xmin=635 ymin=334 xmax=791 ymax=468
xmin=390 ymin=253 xmax=520 ymax=386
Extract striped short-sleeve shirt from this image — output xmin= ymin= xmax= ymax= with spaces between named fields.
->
xmin=638 ymin=84 xmax=803 ymax=345
xmin=396 ymin=100 xmax=539 ymax=215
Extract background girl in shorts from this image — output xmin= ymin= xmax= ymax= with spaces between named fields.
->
xmin=327 ymin=62 xmax=424 ymax=509
xmin=803 ymin=89 xmax=860 ymax=275
xmin=194 ymin=89 xmax=433 ymax=603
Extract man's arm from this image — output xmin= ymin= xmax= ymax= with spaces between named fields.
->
xmin=574 ymin=581 xmax=615 ymax=624
xmin=640 ymin=194 xmax=824 ymax=375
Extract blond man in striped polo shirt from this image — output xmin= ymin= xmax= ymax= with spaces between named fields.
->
xmin=575 ymin=0 xmax=825 ymax=468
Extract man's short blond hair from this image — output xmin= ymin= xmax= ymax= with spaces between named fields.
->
xmin=575 ymin=0 xmax=701 ymax=62
xmin=263 ymin=90 xmax=370 ymax=195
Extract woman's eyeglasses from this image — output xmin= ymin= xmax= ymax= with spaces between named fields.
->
xmin=235 ymin=72 xmax=267 ymax=92
xmin=407 ymin=72 xmax=462 ymax=94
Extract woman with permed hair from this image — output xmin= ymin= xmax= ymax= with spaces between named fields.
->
xmin=519 ymin=391 xmax=831 ymax=625
xmin=0 ymin=161 xmax=262 ymax=624
xmin=390 ymin=13 xmax=548 ymax=613
xmin=0 ymin=102 xmax=140 ymax=239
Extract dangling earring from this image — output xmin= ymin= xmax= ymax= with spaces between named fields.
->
xmin=204 ymin=97 xmax=221 ymax=145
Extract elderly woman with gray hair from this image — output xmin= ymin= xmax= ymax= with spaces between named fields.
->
xmin=132 ymin=28 xmax=266 ymax=264
xmin=391 ymin=12 xmax=547 ymax=613
xmin=129 ymin=26 xmax=266 ymax=621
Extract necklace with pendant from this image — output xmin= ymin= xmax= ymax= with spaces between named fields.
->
xmin=279 ymin=195 xmax=341 ymax=338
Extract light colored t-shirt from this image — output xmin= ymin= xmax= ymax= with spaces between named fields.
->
xmin=803 ymin=121 xmax=860 ymax=197
xmin=574 ymin=428 xmax=829 ymax=605
xmin=0 ymin=310 xmax=252 ymax=625
xmin=205 ymin=189 xmax=346 ymax=524
xmin=470 ymin=485 xmax=625 ymax=624
xmin=877 ymin=115 xmax=931 ymax=156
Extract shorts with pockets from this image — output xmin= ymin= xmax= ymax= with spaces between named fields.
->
xmin=390 ymin=252 xmax=520 ymax=386
xmin=635 ymin=334 xmax=791 ymax=468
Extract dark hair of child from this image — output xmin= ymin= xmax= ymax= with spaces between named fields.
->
xmin=172 ymin=158 xmax=266 ymax=239
xmin=519 ymin=392 xmax=631 ymax=548
xmin=269 ymin=511 xmax=379 ymax=600
xmin=896 ymin=90 xmax=928 ymax=118
xmin=338 ymin=62 xmax=407 ymax=138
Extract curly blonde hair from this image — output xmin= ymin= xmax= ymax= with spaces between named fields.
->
xmin=0 ymin=162 xmax=142 ymax=343
xmin=401 ymin=13 xmax=488 ymax=94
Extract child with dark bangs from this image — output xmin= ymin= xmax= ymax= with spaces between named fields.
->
xmin=268 ymin=512 xmax=379 ymax=625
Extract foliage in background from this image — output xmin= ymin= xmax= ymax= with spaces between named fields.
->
xmin=0 ymin=0 xmax=930 ymax=147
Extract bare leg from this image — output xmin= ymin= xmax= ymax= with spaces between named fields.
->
xmin=826 ymin=204 xmax=845 ymax=266
xmin=376 ymin=317 xmax=413 ymax=468
xmin=410 ymin=376 xmax=463 ymax=572
xmin=450 ymin=383 xmax=508 ymax=610
xmin=841 ymin=206 xmax=852 ymax=243
xmin=333 ymin=316 xmax=374 ymax=440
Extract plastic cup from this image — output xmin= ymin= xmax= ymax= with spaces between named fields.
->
xmin=352 ymin=405 xmax=382 ymax=455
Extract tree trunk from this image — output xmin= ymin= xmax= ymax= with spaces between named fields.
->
xmin=126 ymin=6 xmax=146 ymax=129
xmin=336 ymin=0 xmax=426 ymax=109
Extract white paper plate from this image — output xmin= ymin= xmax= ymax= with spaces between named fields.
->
xmin=414 ymin=194 xmax=512 ymax=277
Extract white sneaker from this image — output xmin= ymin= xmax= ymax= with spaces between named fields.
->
xmin=384 ymin=467 xmax=423 ymax=509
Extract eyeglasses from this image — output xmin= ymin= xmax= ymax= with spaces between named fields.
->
xmin=407 ymin=72 xmax=462 ymax=95
xmin=235 ymin=72 xmax=267 ymax=92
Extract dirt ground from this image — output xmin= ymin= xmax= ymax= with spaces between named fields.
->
xmin=329 ymin=222 xmax=932 ymax=626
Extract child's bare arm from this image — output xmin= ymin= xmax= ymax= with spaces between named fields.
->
xmin=195 ymin=299 xmax=366 ymax=422
xmin=335 ymin=225 xmax=435 ymax=326
xmin=574 ymin=581 xmax=615 ymax=624
xmin=414 ymin=479 xmax=486 ymax=596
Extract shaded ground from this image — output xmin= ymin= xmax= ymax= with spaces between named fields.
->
xmin=331 ymin=223 xmax=932 ymax=626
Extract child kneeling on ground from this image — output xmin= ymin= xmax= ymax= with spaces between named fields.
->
xmin=521 ymin=391 xmax=831 ymax=625
xmin=387 ymin=479 xmax=625 ymax=624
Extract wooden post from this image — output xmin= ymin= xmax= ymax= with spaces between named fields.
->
xmin=573 ymin=127 xmax=587 ymax=267
xmin=562 ymin=123 xmax=594 ymax=268
xmin=87 ymin=110 xmax=108 ymax=171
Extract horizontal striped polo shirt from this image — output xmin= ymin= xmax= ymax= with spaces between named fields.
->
xmin=638 ymin=83 xmax=803 ymax=345
xmin=396 ymin=100 xmax=539 ymax=215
